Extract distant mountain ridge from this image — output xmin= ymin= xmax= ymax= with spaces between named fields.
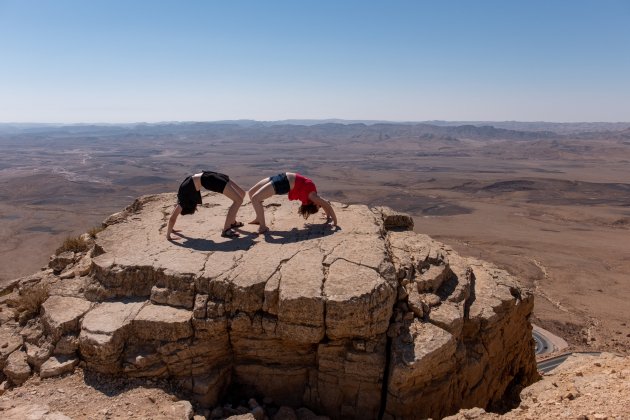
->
xmin=421 ymin=120 xmax=630 ymax=134
xmin=1 ymin=120 xmax=629 ymax=140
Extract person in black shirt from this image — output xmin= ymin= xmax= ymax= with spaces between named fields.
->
xmin=166 ymin=171 xmax=245 ymax=239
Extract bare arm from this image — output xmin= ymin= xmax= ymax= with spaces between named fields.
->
xmin=167 ymin=204 xmax=182 ymax=240
xmin=309 ymin=193 xmax=338 ymax=226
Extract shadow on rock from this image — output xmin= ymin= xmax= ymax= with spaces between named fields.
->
xmin=263 ymin=223 xmax=340 ymax=244
xmin=169 ymin=232 xmax=257 ymax=251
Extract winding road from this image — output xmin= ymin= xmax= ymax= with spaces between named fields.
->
xmin=532 ymin=323 xmax=577 ymax=373
xmin=533 ymin=328 xmax=553 ymax=355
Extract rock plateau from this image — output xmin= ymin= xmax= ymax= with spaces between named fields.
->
xmin=0 ymin=193 xmax=538 ymax=419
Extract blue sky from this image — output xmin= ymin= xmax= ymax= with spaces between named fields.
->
xmin=1 ymin=0 xmax=629 ymax=123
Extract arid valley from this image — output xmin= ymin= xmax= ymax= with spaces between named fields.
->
xmin=1 ymin=121 xmax=630 ymax=419
xmin=1 ymin=121 xmax=629 ymax=356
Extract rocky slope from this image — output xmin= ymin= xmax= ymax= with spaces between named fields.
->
xmin=0 ymin=193 xmax=538 ymax=419
xmin=446 ymin=353 xmax=630 ymax=420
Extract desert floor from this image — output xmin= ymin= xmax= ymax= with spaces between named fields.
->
xmin=1 ymin=125 xmax=629 ymax=355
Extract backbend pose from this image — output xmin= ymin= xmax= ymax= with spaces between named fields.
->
xmin=166 ymin=171 xmax=246 ymax=240
xmin=248 ymin=172 xmax=338 ymax=234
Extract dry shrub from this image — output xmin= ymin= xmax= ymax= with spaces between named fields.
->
xmin=18 ymin=280 xmax=50 ymax=323
xmin=56 ymin=235 xmax=89 ymax=254
xmin=87 ymin=225 xmax=105 ymax=238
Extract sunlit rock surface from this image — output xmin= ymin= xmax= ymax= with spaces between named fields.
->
xmin=0 ymin=193 xmax=538 ymax=419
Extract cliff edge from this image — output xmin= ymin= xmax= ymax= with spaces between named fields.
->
xmin=0 ymin=193 xmax=538 ymax=419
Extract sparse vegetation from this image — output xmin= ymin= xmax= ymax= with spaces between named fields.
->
xmin=17 ymin=280 xmax=50 ymax=323
xmin=56 ymin=235 xmax=90 ymax=255
xmin=88 ymin=225 xmax=105 ymax=238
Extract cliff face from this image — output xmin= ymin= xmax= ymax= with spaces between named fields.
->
xmin=0 ymin=193 xmax=538 ymax=419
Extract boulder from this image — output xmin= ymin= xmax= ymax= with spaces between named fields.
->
xmin=0 ymin=325 xmax=23 ymax=369
xmin=3 ymin=349 xmax=31 ymax=385
xmin=25 ymin=342 xmax=54 ymax=370
xmin=49 ymin=251 xmax=75 ymax=273
xmin=373 ymin=206 xmax=414 ymax=230
xmin=20 ymin=319 xmax=44 ymax=345
xmin=79 ymin=300 xmax=145 ymax=372
xmin=168 ymin=400 xmax=194 ymax=419
xmin=74 ymin=254 xmax=93 ymax=277
xmin=39 ymin=355 xmax=79 ymax=378
xmin=1 ymin=403 xmax=72 ymax=420
xmin=41 ymin=296 xmax=92 ymax=341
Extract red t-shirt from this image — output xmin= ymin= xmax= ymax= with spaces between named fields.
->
xmin=288 ymin=173 xmax=317 ymax=204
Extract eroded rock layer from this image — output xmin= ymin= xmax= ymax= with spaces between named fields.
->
xmin=0 ymin=193 xmax=538 ymax=419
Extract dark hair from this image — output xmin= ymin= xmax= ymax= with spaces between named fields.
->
xmin=298 ymin=202 xmax=319 ymax=219
xmin=180 ymin=203 xmax=197 ymax=215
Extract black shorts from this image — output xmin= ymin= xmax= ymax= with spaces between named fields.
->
xmin=177 ymin=176 xmax=202 ymax=209
xmin=269 ymin=173 xmax=290 ymax=195
xmin=200 ymin=171 xmax=229 ymax=193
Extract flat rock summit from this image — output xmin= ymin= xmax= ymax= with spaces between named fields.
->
xmin=1 ymin=193 xmax=539 ymax=419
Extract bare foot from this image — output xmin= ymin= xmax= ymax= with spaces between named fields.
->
xmin=167 ymin=230 xmax=183 ymax=241
xmin=249 ymin=219 xmax=260 ymax=225
xmin=257 ymin=226 xmax=269 ymax=234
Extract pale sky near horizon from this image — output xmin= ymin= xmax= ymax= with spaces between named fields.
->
xmin=1 ymin=0 xmax=629 ymax=123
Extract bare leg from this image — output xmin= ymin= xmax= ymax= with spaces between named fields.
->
xmin=222 ymin=181 xmax=244 ymax=232
xmin=250 ymin=181 xmax=275 ymax=233
xmin=247 ymin=177 xmax=272 ymax=223
xmin=230 ymin=180 xmax=246 ymax=200
xmin=248 ymin=177 xmax=270 ymax=200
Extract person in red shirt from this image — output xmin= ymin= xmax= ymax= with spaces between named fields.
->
xmin=248 ymin=172 xmax=338 ymax=234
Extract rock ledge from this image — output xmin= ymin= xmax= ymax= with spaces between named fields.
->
xmin=0 ymin=193 xmax=538 ymax=419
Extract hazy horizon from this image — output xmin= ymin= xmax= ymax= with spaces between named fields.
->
xmin=2 ymin=118 xmax=630 ymax=126
xmin=1 ymin=0 xmax=629 ymax=123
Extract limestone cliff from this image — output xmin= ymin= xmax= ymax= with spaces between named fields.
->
xmin=0 ymin=193 xmax=538 ymax=419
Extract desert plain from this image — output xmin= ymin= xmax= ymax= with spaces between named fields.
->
xmin=1 ymin=121 xmax=629 ymax=357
